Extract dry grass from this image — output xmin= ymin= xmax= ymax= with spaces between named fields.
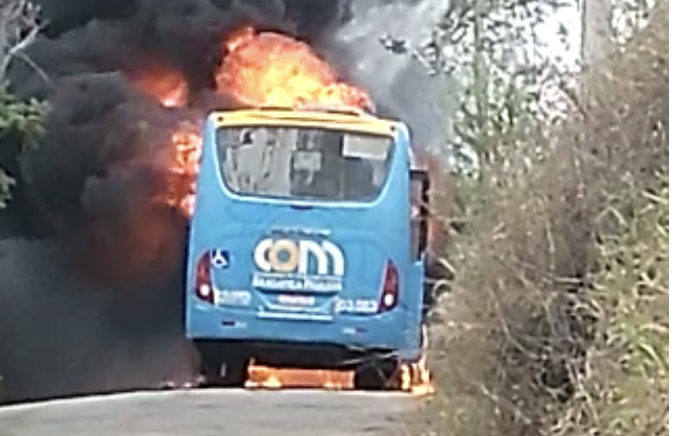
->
xmin=421 ymin=2 xmax=668 ymax=435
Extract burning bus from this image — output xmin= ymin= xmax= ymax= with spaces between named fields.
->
xmin=184 ymin=105 xmax=433 ymax=391
xmin=160 ymin=27 xmax=437 ymax=392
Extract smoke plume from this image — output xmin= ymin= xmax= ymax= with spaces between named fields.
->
xmin=0 ymin=0 xmax=449 ymax=403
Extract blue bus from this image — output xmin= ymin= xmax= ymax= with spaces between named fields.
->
xmin=184 ymin=106 xmax=431 ymax=389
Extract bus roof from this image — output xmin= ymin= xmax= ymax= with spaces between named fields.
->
xmin=211 ymin=107 xmax=399 ymax=137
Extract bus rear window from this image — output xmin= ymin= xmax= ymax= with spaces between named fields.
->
xmin=216 ymin=126 xmax=394 ymax=202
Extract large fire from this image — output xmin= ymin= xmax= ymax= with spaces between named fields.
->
xmin=245 ymin=356 xmax=434 ymax=396
xmin=134 ymin=27 xmax=374 ymax=217
xmin=217 ymin=27 xmax=374 ymax=110
xmin=164 ymin=123 xmax=202 ymax=216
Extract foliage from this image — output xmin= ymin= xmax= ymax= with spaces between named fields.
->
xmin=552 ymin=180 xmax=668 ymax=436
xmin=420 ymin=0 xmax=668 ymax=435
xmin=0 ymin=0 xmax=46 ymax=209
xmin=0 ymin=93 xmax=47 ymax=208
xmin=430 ymin=0 xmax=573 ymax=177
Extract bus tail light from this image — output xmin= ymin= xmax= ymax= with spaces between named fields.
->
xmin=195 ymin=251 xmax=215 ymax=304
xmin=378 ymin=259 xmax=399 ymax=312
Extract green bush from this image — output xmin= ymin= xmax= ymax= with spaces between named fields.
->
xmin=0 ymin=93 xmax=47 ymax=208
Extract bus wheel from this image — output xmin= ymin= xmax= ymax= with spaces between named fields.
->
xmin=353 ymin=357 xmax=400 ymax=390
xmin=199 ymin=354 xmax=249 ymax=388
xmin=219 ymin=357 xmax=250 ymax=387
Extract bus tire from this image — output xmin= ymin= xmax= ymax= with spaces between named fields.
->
xmin=219 ymin=357 xmax=250 ymax=387
xmin=199 ymin=353 xmax=249 ymax=388
xmin=353 ymin=357 xmax=400 ymax=390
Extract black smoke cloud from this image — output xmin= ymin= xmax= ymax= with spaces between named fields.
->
xmin=5 ymin=0 xmax=357 ymax=235
xmin=0 ymin=0 xmax=448 ymax=403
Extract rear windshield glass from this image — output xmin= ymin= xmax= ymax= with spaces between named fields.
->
xmin=216 ymin=126 xmax=394 ymax=202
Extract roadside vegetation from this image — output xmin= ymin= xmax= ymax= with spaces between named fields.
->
xmin=0 ymin=94 xmax=47 ymax=207
xmin=420 ymin=1 xmax=668 ymax=435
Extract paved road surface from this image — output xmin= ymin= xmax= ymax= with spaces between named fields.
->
xmin=0 ymin=389 xmax=421 ymax=436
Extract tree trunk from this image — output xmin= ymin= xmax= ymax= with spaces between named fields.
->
xmin=581 ymin=0 xmax=612 ymax=66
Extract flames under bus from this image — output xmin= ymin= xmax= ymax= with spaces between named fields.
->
xmin=185 ymin=107 xmax=431 ymax=389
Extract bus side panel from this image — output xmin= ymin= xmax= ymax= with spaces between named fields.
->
xmin=397 ymin=125 xmax=427 ymax=362
xmin=401 ymin=260 xmax=425 ymax=361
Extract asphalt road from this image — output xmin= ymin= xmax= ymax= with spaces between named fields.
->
xmin=0 ymin=389 xmax=422 ymax=436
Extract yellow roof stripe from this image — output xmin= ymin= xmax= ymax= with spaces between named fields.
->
xmin=212 ymin=109 xmax=397 ymax=136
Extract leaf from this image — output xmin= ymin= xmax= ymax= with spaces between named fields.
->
xmin=636 ymin=341 xmax=668 ymax=373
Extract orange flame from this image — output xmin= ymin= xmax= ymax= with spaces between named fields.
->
xmin=216 ymin=27 xmax=374 ymax=111
xmin=244 ymin=356 xmax=434 ymax=395
xmin=243 ymin=331 xmax=434 ymax=394
xmin=129 ymin=68 xmax=200 ymax=216
xmin=130 ymin=66 xmax=189 ymax=108
xmin=164 ymin=122 xmax=202 ymax=217
xmin=400 ymin=354 xmax=435 ymax=397
xmin=246 ymin=364 xmax=354 ymax=390
xmin=132 ymin=28 xmax=374 ymax=218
